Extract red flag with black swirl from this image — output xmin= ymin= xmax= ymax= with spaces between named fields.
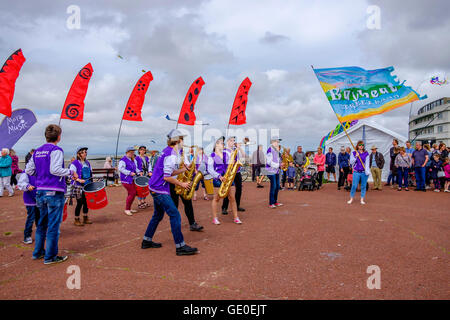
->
xmin=177 ymin=77 xmax=205 ymax=125
xmin=61 ymin=63 xmax=93 ymax=122
xmin=122 ymin=71 xmax=153 ymax=121
xmin=228 ymin=77 xmax=252 ymax=125
xmin=0 ymin=49 xmax=26 ymax=117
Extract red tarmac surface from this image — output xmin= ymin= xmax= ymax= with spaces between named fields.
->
xmin=0 ymin=182 xmax=449 ymax=299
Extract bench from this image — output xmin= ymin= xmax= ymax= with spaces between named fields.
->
xmin=92 ymin=168 xmax=116 ymax=186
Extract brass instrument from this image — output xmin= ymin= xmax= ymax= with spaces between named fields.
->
xmin=218 ymin=148 xmax=242 ymax=198
xmin=174 ymin=145 xmax=204 ymax=200
xmin=182 ymin=146 xmax=204 ymax=200
xmin=174 ymin=148 xmax=189 ymax=196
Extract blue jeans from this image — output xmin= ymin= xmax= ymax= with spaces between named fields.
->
xmin=350 ymin=172 xmax=368 ymax=199
xmin=33 ymin=191 xmax=65 ymax=261
xmin=24 ymin=206 xmax=39 ymax=239
xmin=387 ymin=171 xmax=397 ymax=184
xmin=268 ymin=174 xmax=280 ymax=205
xmin=414 ymin=167 xmax=426 ymax=190
xmin=144 ymin=192 xmax=185 ymax=247
xmin=397 ymin=167 xmax=409 ymax=188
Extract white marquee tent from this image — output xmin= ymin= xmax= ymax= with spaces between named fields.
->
xmin=324 ymin=120 xmax=407 ymax=181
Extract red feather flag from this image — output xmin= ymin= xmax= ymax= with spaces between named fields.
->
xmin=228 ymin=77 xmax=252 ymax=125
xmin=177 ymin=77 xmax=205 ymax=125
xmin=122 ymin=71 xmax=153 ymax=121
xmin=0 ymin=49 xmax=26 ymax=117
xmin=60 ymin=63 xmax=94 ymax=122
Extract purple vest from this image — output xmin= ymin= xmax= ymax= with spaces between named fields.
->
xmin=353 ymin=151 xmax=369 ymax=172
xmin=148 ymin=146 xmax=177 ymax=195
xmin=210 ymin=151 xmax=228 ymax=180
xmin=71 ymin=160 xmax=92 ymax=186
xmin=265 ymin=146 xmax=280 ymax=175
xmin=33 ymin=143 xmax=66 ymax=192
xmin=23 ymin=174 xmax=37 ymax=206
xmin=120 ymin=156 xmax=137 ymax=184
xmin=136 ymin=155 xmax=150 ymax=173
xmin=196 ymin=154 xmax=208 ymax=171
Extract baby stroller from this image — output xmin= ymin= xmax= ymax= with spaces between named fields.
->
xmin=298 ymin=167 xmax=318 ymax=191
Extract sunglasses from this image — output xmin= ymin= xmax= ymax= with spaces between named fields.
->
xmin=358 ymin=144 xmax=364 ymax=147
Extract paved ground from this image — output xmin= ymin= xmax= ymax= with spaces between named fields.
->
xmin=0 ymin=181 xmax=448 ymax=299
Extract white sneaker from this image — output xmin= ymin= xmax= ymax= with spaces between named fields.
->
xmin=212 ymin=218 xmax=220 ymax=225
xmin=124 ymin=210 xmax=133 ymax=216
xmin=347 ymin=198 xmax=353 ymax=204
xmin=23 ymin=237 xmax=33 ymax=244
xmin=434 ymin=189 xmax=440 ymax=192
xmin=130 ymin=209 xmax=138 ymax=213
xmin=234 ymin=217 xmax=242 ymax=224
xmin=360 ymin=199 xmax=366 ymax=205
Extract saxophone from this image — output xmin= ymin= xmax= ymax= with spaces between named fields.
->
xmin=174 ymin=148 xmax=188 ymax=196
xmin=182 ymin=148 xmax=204 ymax=200
xmin=218 ymin=148 xmax=242 ymax=198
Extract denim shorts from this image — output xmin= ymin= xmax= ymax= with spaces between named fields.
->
xmin=213 ymin=179 xmax=234 ymax=188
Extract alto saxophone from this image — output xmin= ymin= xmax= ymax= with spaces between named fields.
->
xmin=181 ymin=148 xmax=204 ymax=200
xmin=174 ymin=148 xmax=188 ymax=196
xmin=218 ymin=148 xmax=242 ymax=198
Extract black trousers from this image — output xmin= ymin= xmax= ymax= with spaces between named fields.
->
xmin=251 ymin=165 xmax=256 ymax=182
xmin=170 ymin=184 xmax=196 ymax=225
xmin=222 ymin=172 xmax=242 ymax=210
xmin=10 ymin=174 xmax=17 ymax=186
xmin=75 ymin=192 xmax=89 ymax=216
xmin=281 ymin=170 xmax=287 ymax=187
xmin=338 ymin=167 xmax=350 ymax=188
xmin=317 ymin=171 xmax=324 ymax=187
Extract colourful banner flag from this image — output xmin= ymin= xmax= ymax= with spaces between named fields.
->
xmin=313 ymin=66 xmax=426 ymax=122
xmin=122 ymin=71 xmax=153 ymax=121
xmin=319 ymin=120 xmax=358 ymax=150
xmin=0 ymin=49 xmax=26 ymax=117
xmin=177 ymin=77 xmax=205 ymax=125
xmin=229 ymin=77 xmax=252 ymax=125
xmin=61 ymin=63 xmax=93 ymax=122
xmin=0 ymin=108 xmax=37 ymax=149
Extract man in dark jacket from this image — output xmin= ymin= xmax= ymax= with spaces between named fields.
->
xmin=325 ymin=147 xmax=337 ymax=182
xmin=369 ymin=145 xmax=385 ymax=190
xmin=337 ymin=146 xmax=350 ymax=190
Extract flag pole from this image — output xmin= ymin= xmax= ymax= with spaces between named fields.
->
xmin=114 ymin=118 xmax=124 ymax=184
xmin=311 ymin=65 xmax=366 ymax=170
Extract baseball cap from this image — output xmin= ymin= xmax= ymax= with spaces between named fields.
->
xmin=76 ymin=146 xmax=88 ymax=153
xmin=125 ymin=146 xmax=135 ymax=153
xmin=167 ymin=129 xmax=187 ymax=140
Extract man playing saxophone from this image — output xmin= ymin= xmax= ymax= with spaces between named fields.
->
xmin=170 ymin=140 xmax=204 ymax=232
xmin=207 ymin=136 xmax=242 ymax=225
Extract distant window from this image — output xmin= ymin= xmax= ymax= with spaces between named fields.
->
xmin=437 ymin=112 xmax=443 ymax=119
xmin=437 ymin=125 xmax=443 ymax=133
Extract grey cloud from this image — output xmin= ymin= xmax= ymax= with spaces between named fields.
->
xmin=259 ymin=31 xmax=290 ymax=44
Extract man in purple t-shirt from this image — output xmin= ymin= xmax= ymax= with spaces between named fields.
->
xmin=142 ymin=129 xmax=198 ymax=256
xmin=412 ymin=141 xmax=429 ymax=191
xmin=25 ymin=124 xmax=78 ymax=264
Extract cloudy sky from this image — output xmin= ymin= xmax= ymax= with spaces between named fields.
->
xmin=1 ymin=0 xmax=449 ymax=156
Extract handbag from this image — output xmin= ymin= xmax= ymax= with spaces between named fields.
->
xmin=437 ymin=170 xmax=445 ymax=178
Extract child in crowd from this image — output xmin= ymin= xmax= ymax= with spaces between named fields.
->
xmin=17 ymin=170 xmax=39 ymax=244
xmin=443 ymin=157 xmax=450 ymax=192
xmin=430 ymin=153 xmax=443 ymax=192
xmin=286 ymin=162 xmax=296 ymax=189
